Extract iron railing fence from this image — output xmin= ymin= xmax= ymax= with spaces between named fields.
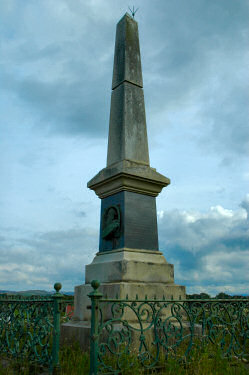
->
xmin=88 ymin=280 xmax=249 ymax=375
xmin=1 ymin=280 xmax=248 ymax=375
xmin=0 ymin=282 xmax=73 ymax=374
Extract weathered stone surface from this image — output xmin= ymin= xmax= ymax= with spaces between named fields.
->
xmin=61 ymin=320 xmax=201 ymax=352
xmin=107 ymin=82 xmax=149 ymax=166
xmin=99 ymin=191 xmax=158 ymax=252
xmin=87 ymin=160 xmax=170 ymax=198
xmin=61 ymin=322 xmax=91 ymax=350
xmin=87 ymin=13 xmax=170 ymax=198
xmin=61 ymin=318 xmax=198 ymax=353
xmin=112 ymin=13 xmax=143 ymax=90
xmin=72 ymin=281 xmax=186 ymax=322
xmin=85 ymin=248 xmax=174 ymax=283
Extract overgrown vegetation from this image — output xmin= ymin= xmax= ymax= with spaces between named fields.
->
xmin=0 ymin=340 xmax=248 ymax=375
xmin=1 ymin=296 xmax=248 ymax=374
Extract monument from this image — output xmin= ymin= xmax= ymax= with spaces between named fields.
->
xmin=62 ymin=12 xmax=186 ymax=348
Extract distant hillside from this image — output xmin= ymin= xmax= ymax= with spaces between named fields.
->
xmin=187 ymin=292 xmax=249 ymax=299
xmin=0 ymin=290 xmax=74 ymax=296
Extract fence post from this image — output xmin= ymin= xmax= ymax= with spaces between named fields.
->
xmin=52 ymin=282 xmax=63 ymax=375
xmin=88 ymin=280 xmax=102 ymax=375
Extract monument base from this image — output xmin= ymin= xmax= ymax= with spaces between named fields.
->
xmin=61 ymin=281 xmax=185 ymax=351
xmin=61 ymin=249 xmax=186 ymax=350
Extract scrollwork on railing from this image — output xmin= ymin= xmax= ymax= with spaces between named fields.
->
xmin=91 ymin=291 xmax=249 ymax=374
xmin=0 ymin=298 xmax=54 ymax=365
xmin=0 ymin=284 xmax=74 ymax=372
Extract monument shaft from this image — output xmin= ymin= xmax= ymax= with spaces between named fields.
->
xmin=88 ymin=13 xmax=169 ymax=252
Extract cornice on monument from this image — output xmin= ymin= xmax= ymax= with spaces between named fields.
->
xmin=87 ymin=160 xmax=170 ymax=198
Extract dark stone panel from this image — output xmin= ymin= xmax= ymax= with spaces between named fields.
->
xmin=123 ymin=191 xmax=158 ymax=251
xmin=99 ymin=191 xmax=159 ymax=252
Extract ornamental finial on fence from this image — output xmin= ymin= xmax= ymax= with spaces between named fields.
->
xmin=89 ymin=280 xmax=102 ymax=298
xmin=54 ymin=282 xmax=62 ymax=294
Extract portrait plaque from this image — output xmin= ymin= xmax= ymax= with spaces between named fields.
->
xmin=101 ymin=205 xmax=121 ymax=240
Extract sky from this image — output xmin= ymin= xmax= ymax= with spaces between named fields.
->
xmin=0 ymin=0 xmax=248 ymax=296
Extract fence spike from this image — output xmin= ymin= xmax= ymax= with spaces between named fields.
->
xmin=145 ymin=294 xmax=148 ymax=300
xmin=171 ymin=295 xmax=173 ymax=300
xmin=163 ymin=295 xmax=165 ymax=300
xmin=136 ymin=294 xmax=138 ymax=300
xmin=126 ymin=294 xmax=129 ymax=300
xmin=154 ymin=295 xmax=156 ymax=300
xmin=179 ymin=295 xmax=182 ymax=300
xmin=115 ymin=293 xmax=118 ymax=299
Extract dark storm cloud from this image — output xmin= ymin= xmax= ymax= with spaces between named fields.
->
xmin=198 ymin=85 xmax=249 ymax=159
xmin=1 ymin=1 xmax=114 ymax=137
xmin=143 ymin=0 xmax=248 ymax=80
xmin=141 ymin=0 xmax=249 ymax=159
xmin=4 ymin=73 xmax=110 ymax=136
xmin=1 ymin=0 xmax=248 ymax=157
xmin=1 ymin=33 xmax=112 ymax=136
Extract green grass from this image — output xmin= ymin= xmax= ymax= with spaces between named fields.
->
xmin=0 ymin=341 xmax=248 ymax=375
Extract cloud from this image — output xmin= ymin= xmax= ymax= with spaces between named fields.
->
xmin=0 ymin=227 xmax=98 ymax=291
xmin=158 ymin=195 xmax=249 ymax=296
xmin=240 ymin=194 xmax=249 ymax=218
xmin=143 ymin=0 xmax=249 ymax=160
xmin=0 ymin=0 xmax=114 ymax=137
xmin=1 ymin=196 xmax=248 ymax=295
xmin=1 ymin=0 xmax=248 ymax=161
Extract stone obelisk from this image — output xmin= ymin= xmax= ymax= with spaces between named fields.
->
xmin=62 ymin=13 xmax=185 ymax=348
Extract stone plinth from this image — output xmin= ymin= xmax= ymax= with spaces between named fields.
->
xmin=61 ymin=249 xmax=186 ymax=350
xmin=85 ymin=249 xmax=174 ymax=283
xmin=73 ymin=280 xmax=185 ymax=323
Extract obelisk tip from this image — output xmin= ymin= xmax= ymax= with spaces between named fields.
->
xmin=117 ymin=12 xmax=137 ymax=25
xmin=112 ymin=10 xmax=143 ymax=90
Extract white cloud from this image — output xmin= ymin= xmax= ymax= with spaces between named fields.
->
xmin=0 ymin=227 xmax=98 ymax=291
xmin=159 ymin=197 xmax=249 ymax=295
